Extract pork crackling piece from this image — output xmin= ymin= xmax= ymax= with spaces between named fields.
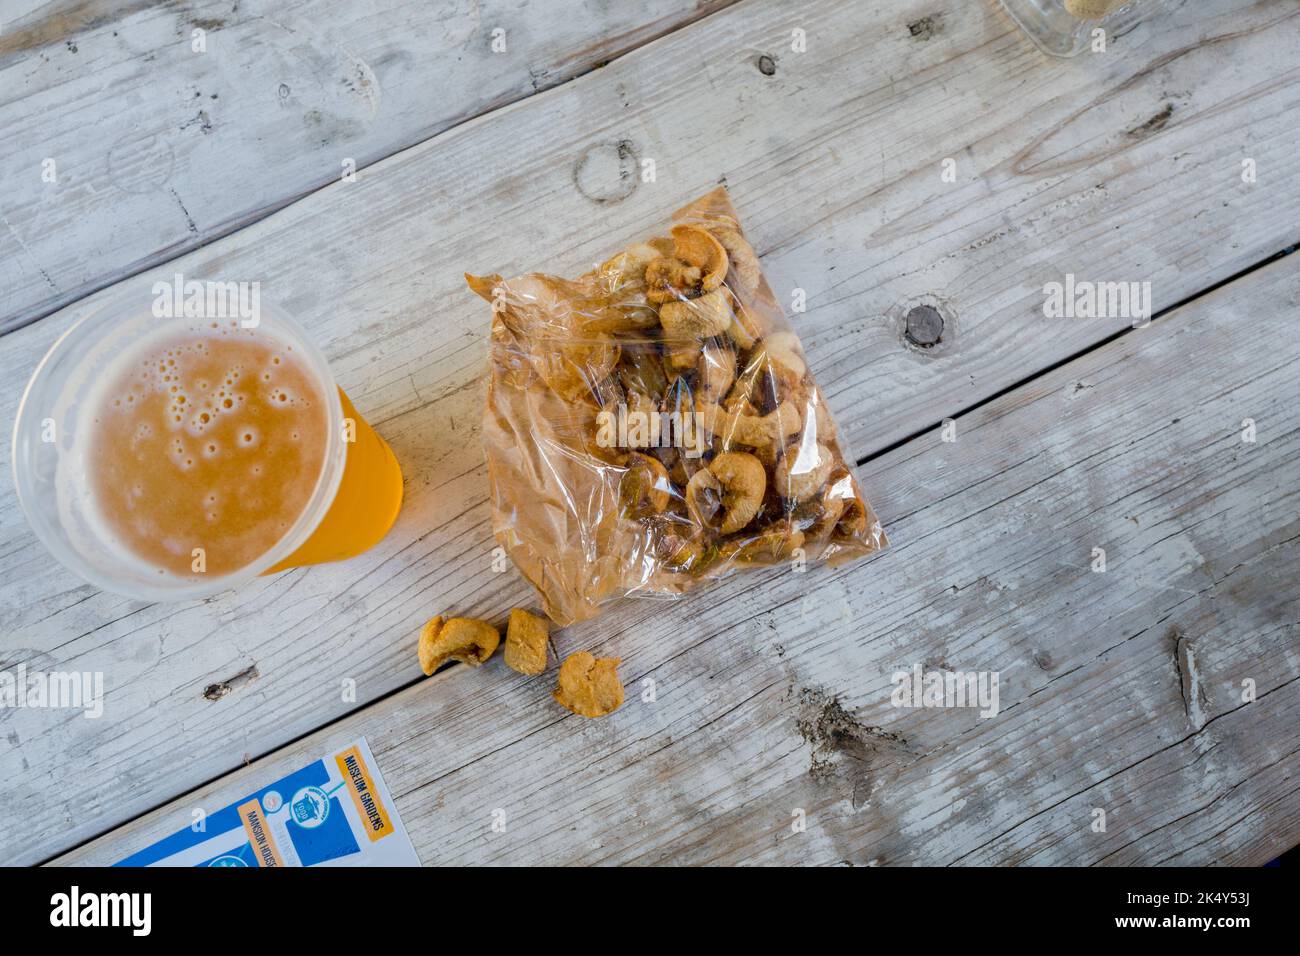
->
xmin=644 ymin=225 xmax=729 ymax=304
xmin=685 ymin=451 xmax=766 ymax=535
xmin=709 ymin=224 xmax=761 ymax=299
xmin=554 ymin=651 xmax=625 ymax=718
xmin=774 ymin=442 xmax=834 ymax=501
xmin=418 ymin=616 xmax=500 ymax=675
xmin=504 ymin=608 xmax=550 ymax=676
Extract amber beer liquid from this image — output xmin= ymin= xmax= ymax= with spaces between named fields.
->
xmin=13 ymin=296 xmax=403 ymax=600
xmin=86 ymin=322 xmax=403 ymax=581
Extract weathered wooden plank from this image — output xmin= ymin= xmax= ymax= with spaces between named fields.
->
xmin=5 ymin=0 xmax=1299 ymax=864
xmin=55 ymin=249 xmax=1300 ymax=866
xmin=0 ymin=0 xmax=737 ymax=333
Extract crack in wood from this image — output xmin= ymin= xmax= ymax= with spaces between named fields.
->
xmin=203 ymin=664 xmax=259 ymax=701
xmin=1169 ymin=625 xmax=1208 ymax=731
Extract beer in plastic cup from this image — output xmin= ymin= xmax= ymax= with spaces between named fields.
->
xmin=12 ymin=288 xmax=403 ymax=601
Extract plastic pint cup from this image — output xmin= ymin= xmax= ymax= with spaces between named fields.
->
xmin=12 ymin=288 xmax=403 ymax=602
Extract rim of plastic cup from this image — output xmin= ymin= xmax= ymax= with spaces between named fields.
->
xmin=11 ymin=290 xmax=346 ymax=603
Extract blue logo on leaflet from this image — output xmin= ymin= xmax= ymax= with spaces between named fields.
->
xmin=116 ymin=753 xmax=365 ymax=867
xmin=289 ymin=786 xmax=331 ymax=829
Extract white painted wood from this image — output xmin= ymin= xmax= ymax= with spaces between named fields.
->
xmin=3 ymin=0 xmax=1298 ymax=864
xmin=0 ymin=0 xmax=737 ymax=333
xmin=56 ymin=252 xmax=1300 ymax=865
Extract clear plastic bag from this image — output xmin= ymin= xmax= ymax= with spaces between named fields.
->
xmin=467 ymin=187 xmax=887 ymax=625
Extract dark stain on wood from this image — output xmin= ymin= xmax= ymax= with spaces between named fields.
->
xmin=1126 ymin=102 xmax=1175 ymax=139
xmin=907 ymin=14 xmax=945 ymax=41
xmin=573 ymin=139 xmax=639 ymax=205
xmin=797 ymin=688 xmax=911 ymax=809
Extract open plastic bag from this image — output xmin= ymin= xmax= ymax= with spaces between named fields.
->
xmin=467 ymin=187 xmax=886 ymax=625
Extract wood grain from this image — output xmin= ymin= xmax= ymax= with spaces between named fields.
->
xmin=56 ymin=250 xmax=1300 ymax=865
xmin=3 ymin=0 xmax=1298 ymax=864
xmin=0 ymin=0 xmax=738 ymax=333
